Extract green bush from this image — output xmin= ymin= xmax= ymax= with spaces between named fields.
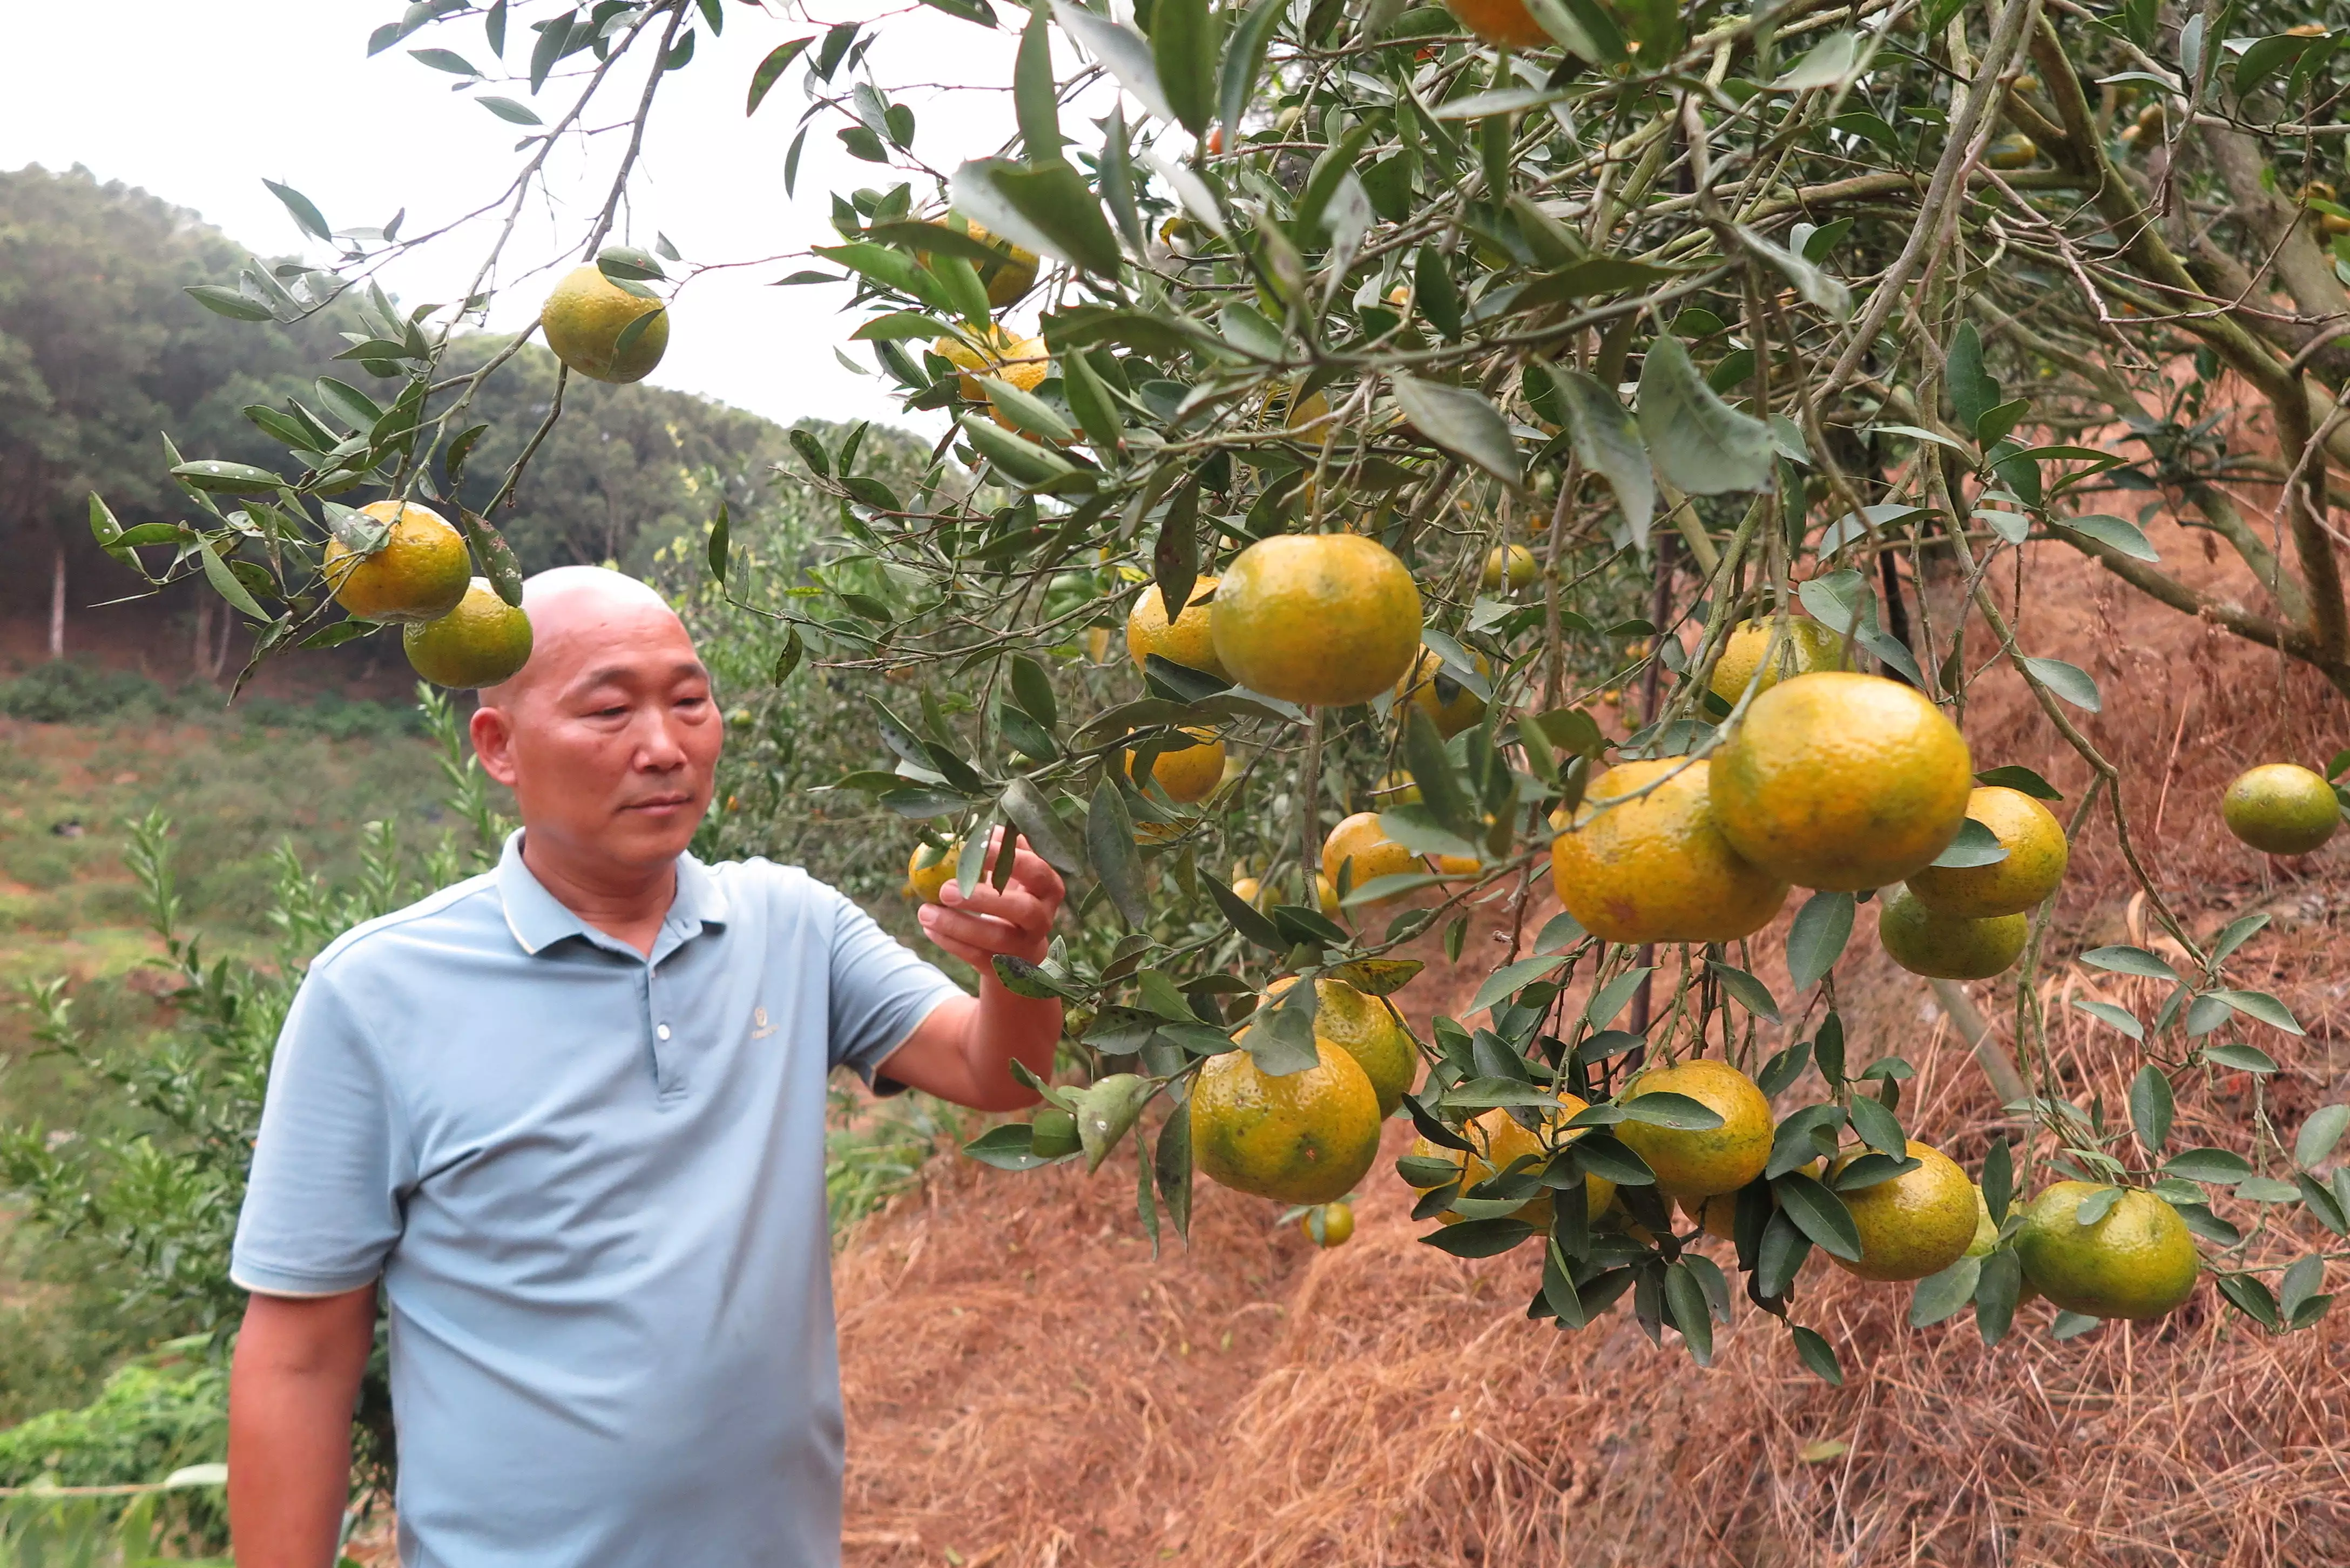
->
xmin=0 ymin=665 xmax=173 ymax=725
xmin=0 ymin=1348 xmax=224 ymax=1491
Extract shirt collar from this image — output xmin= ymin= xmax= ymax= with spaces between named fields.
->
xmin=493 ymin=830 xmax=728 ymax=958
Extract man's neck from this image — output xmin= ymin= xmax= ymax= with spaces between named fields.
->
xmin=519 ymin=833 xmax=679 ymax=958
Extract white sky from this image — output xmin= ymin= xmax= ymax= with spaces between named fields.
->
xmin=0 ymin=1 xmax=1056 ymax=435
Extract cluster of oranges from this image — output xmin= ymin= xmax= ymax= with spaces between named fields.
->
xmin=321 ymin=501 xmax=532 ymax=689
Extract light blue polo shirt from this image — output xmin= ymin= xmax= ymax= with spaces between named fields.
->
xmin=231 ymin=833 xmax=963 ymax=1568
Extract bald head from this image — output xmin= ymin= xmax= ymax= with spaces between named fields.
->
xmin=470 ymin=566 xmax=721 ymax=885
xmin=481 ymin=566 xmax=690 ymax=709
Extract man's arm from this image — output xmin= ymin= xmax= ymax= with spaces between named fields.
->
xmin=883 ymin=830 xmax=1065 ymax=1111
xmin=228 ymin=1287 xmax=376 ymax=1568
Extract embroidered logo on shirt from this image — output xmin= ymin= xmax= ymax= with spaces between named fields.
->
xmin=751 ymin=1005 xmax=776 ymax=1040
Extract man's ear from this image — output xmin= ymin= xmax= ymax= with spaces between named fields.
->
xmin=471 ymin=702 xmax=521 ymax=788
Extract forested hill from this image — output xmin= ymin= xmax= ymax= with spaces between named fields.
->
xmin=0 ymin=163 xmax=829 ymax=673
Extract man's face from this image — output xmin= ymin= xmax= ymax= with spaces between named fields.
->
xmin=471 ymin=589 xmax=722 ymax=876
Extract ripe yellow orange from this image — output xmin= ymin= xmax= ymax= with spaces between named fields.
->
xmin=1482 ymin=544 xmax=1537 ymax=591
xmin=1231 ymin=876 xmax=1264 ymax=907
xmin=1304 ymin=1200 xmax=1354 ymax=1247
xmin=1877 ymin=889 xmax=2027 ymax=980
xmin=1440 ymin=0 xmax=1549 ymax=47
xmin=1709 ymin=671 xmax=1974 ymax=891
xmin=1321 ymin=811 xmax=1418 ymax=898
xmin=907 ymin=840 xmax=960 ymax=903
xmin=1211 ymin=533 xmax=1423 ymax=707
xmin=1369 ymin=771 xmax=1421 ymax=807
xmin=1434 ymin=854 xmax=1481 ymax=876
xmin=1190 ymin=1036 xmax=1382 ymax=1205
xmin=1828 ymin=1140 xmax=1978 ymax=1282
xmin=321 ymin=501 xmax=472 ymax=624
xmin=1408 ymin=1100 xmax=1615 ymax=1227
xmin=2015 ymin=1182 xmax=2199 ymax=1321
xmin=1986 ymin=133 xmax=2040 ymax=169
xmin=2221 ymin=763 xmax=2340 ymax=856
xmin=917 ymin=214 xmax=1038 ymax=309
xmin=1130 ymin=728 xmax=1225 ymax=804
xmin=1314 ymin=873 xmax=1340 ymax=917
xmin=402 ymin=578 xmax=534 ymax=689
xmin=931 ymin=322 xmax=1029 ymax=401
xmin=1550 ymin=758 xmax=1787 ymax=944
xmin=1906 ymin=785 xmax=2069 ymax=917
xmin=1126 ymin=576 xmax=1228 ymax=681
xmin=1394 ymin=646 xmax=1488 ymax=737
xmin=1707 ymin=616 xmax=1845 ymax=705
xmin=1264 ymin=974 xmax=1418 ymax=1118
xmin=1614 ymin=1059 xmax=1773 ymax=1200
xmin=541 ymin=264 xmax=669 ymax=383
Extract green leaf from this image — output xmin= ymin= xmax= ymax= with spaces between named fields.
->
xmin=1050 ymin=2 xmax=1177 ymax=127
xmin=2296 ymin=1105 xmax=2349 ymax=1171
xmin=961 ymin=417 xmax=1082 ymax=489
xmin=1732 ymin=225 xmax=1849 ymax=320
xmin=2129 ymin=1064 xmax=2173 ymax=1155
xmin=597 ymin=244 xmax=667 ymax=282
xmin=705 ymin=500 xmax=730 ymax=586
xmin=1585 ymin=966 xmax=1652 ymax=1026
xmin=1203 ymin=872 xmax=1283 ymax=950
xmin=1219 ymin=0 xmax=1284 ymax=146
xmin=1469 ymin=956 xmax=1568 ymax=1016
xmin=1789 ymin=1324 xmax=1844 ymax=1385
xmin=1909 ymin=1256 xmax=1982 ymax=1327
xmin=1617 ymin=1092 xmax=1725 ymax=1132
xmin=1785 ymin=891 xmax=1853 ymax=991
xmin=977 ymin=375 xmax=1077 ymax=445
xmin=197 ymin=542 xmax=271 ymax=623
xmin=1014 ymin=5 xmax=1061 ymax=162
xmin=1414 ymin=247 xmax=1462 ymax=341
xmin=2052 ymin=512 xmax=2159 ymax=563
xmin=1401 ymin=705 xmax=1482 ymax=844
xmin=1637 ymin=337 xmax=1773 ymax=497
xmin=1774 ymin=29 xmax=1866 ymax=88
xmin=2203 ymin=1042 xmax=2278 ymax=1073
xmin=1709 ymin=961 xmax=1780 ymax=1023
xmin=950 ymin=157 xmax=1122 ymax=278
xmin=1155 ymin=1105 xmax=1192 ymax=1240
xmin=1088 ymin=778 xmax=1151 ymax=928
xmin=2208 ymin=989 xmax=2304 ymax=1035
xmin=2163 ymin=1146 xmax=2253 ymax=1184
xmin=1076 ymin=1073 xmax=1151 ymax=1173
xmin=2079 ymin=944 xmax=2178 ymax=982
xmin=1946 ymin=322 xmax=2000 ymax=436
xmin=1392 ymin=375 xmax=1522 ymax=488
xmin=1061 ymin=348 xmax=1125 ymax=454
xmin=1846 ymin=1093 xmax=1906 ymax=1158
xmin=171 ymin=459 xmax=283 ymax=494
xmin=1326 ymin=958 xmax=1424 ymax=997
xmin=1976 ymin=764 xmax=2062 ymax=800
xmin=1419 ymin=1217 xmax=1537 ymax=1258
xmin=2022 ymin=655 xmax=2100 ymax=711
xmin=1928 ymin=816 xmax=2009 ymax=869
xmin=1151 ymin=0 xmax=1217 ymax=134
xmin=1664 ymin=1260 xmax=1713 ymax=1362
xmin=998 ymin=776 xmax=1084 ymax=875
xmin=2071 ymin=999 xmax=2144 ymax=1041
xmin=964 ymin=1123 xmax=1054 ymax=1170
xmin=262 ymin=179 xmax=333 ymax=242
xmin=478 ymin=96 xmax=545 ymax=126
xmin=185 ymin=284 xmax=278 ymax=322
xmin=1773 ymin=1173 xmax=1862 ymax=1261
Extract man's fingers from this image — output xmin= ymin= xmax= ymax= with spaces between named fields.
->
xmin=920 ymin=902 xmax=1045 ymax=961
xmin=971 ymin=829 xmax=1066 ymax=906
xmin=939 ymin=879 xmax=1050 ymax=934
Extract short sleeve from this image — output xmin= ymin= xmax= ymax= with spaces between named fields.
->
xmin=825 ymin=890 xmax=964 ymax=1091
xmin=230 ymin=968 xmax=409 ymax=1296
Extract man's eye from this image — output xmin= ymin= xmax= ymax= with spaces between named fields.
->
xmin=596 ymin=706 xmax=628 ymax=719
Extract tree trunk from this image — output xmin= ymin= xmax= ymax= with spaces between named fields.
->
xmin=48 ymin=542 xmax=65 ymax=661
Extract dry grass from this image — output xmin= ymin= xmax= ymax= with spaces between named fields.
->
xmin=835 ymin=524 xmax=2350 ymax=1566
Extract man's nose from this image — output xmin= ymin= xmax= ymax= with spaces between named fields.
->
xmin=634 ymin=711 xmax=692 ymax=771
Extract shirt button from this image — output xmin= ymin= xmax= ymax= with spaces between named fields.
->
xmin=656 ymin=1024 xmax=672 ymax=1041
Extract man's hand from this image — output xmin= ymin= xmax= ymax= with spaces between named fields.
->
xmin=915 ymin=828 xmax=1065 ymax=970
xmin=886 ymin=831 xmax=1066 ymax=1111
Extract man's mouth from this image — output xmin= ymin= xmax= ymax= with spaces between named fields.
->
xmin=623 ymin=793 xmax=696 ymax=813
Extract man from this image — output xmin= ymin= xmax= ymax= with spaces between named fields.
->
xmin=226 ymin=566 xmax=1064 ymax=1566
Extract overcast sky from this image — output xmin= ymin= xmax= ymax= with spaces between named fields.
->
xmin=0 ymin=1 xmax=1052 ymax=436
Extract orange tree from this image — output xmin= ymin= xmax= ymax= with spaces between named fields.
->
xmin=123 ymin=0 xmax=2350 ymax=1373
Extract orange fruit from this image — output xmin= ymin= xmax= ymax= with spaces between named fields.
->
xmin=1190 ymin=1036 xmax=1382 ymax=1205
xmin=402 ymin=578 xmax=534 ymax=689
xmin=1321 ymin=812 xmax=1418 ymax=898
xmin=1550 ymin=758 xmax=1787 ymax=943
xmin=1828 ymin=1140 xmax=1978 ymax=1282
xmin=1707 ymin=616 xmax=1846 ymax=705
xmin=1304 ymin=1200 xmax=1355 ymax=1246
xmin=907 ymin=840 xmax=960 ymax=903
xmin=1407 ymin=1100 xmax=1615 ymax=1227
xmin=1986 ymin=133 xmax=2040 ymax=169
xmin=1211 ymin=533 xmax=1423 ymax=707
xmin=1130 ymin=728 xmax=1225 ymax=804
xmin=1877 ymin=889 xmax=2028 ymax=980
xmin=1394 ymin=646 xmax=1488 ymax=737
xmin=1440 ymin=0 xmax=1549 ymax=48
xmin=1231 ymin=876 xmax=1264 ymax=907
xmin=918 ymin=214 xmax=1038 ymax=309
xmin=1709 ymin=671 xmax=1974 ymax=891
xmin=1126 ymin=576 xmax=1228 ymax=680
xmin=1906 ymin=785 xmax=2069 ymax=917
xmin=1613 ymin=1059 xmax=1773 ymax=1200
xmin=2221 ymin=763 xmax=2340 ymax=855
xmin=1264 ymin=974 xmax=1418 ymax=1118
xmin=321 ymin=501 xmax=472 ymax=624
xmin=1314 ymin=873 xmax=1340 ymax=917
xmin=1481 ymin=544 xmax=1537 ymax=591
xmin=931 ymin=322 xmax=1029 ymax=401
xmin=541 ymin=264 xmax=668 ymax=383
xmin=2015 ymin=1182 xmax=2198 ymax=1321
